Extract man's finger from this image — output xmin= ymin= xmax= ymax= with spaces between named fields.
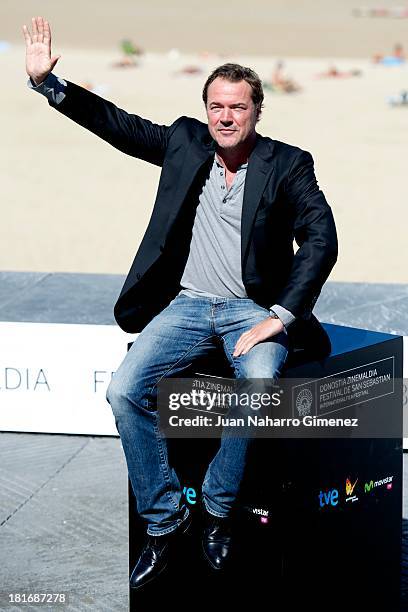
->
xmin=233 ymin=335 xmax=247 ymax=355
xmin=233 ymin=333 xmax=257 ymax=356
xmin=236 ymin=338 xmax=256 ymax=356
xmin=31 ymin=17 xmax=38 ymax=43
xmin=50 ymin=55 xmax=61 ymax=70
xmin=22 ymin=25 xmax=32 ymax=46
xmin=44 ymin=20 xmax=51 ymax=47
xmin=234 ymin=318 xmax=282 ymax=356
xmin=37 ymin=16 xmax=44 ymax=43
xmin=237 ymin=332 xmax=251 ymax=345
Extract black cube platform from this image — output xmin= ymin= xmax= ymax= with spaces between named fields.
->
xmin=128 ymin=323 xmax=403 ymax=610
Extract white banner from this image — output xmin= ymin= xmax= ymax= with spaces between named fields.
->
xmin=0 ymin=321 xmax=137 ymax=436
xmin=0 ymin=322 xmax=405 ymax=443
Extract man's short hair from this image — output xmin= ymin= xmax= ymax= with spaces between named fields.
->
xmin=202 ymin=63 xmax=264 ymax=119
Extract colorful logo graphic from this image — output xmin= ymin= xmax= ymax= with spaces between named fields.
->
xmin=251 ymin=507 xmax=269 ymax=517
xmin=245 ymin=506 xmax=270 ymax=525
xmin=318 ymin=488 xmax=339 ymax=508
xmin=345 ymin=478 xmax=359 ymax=503
xmin=364 ymin=475 xmax=393 ymax=493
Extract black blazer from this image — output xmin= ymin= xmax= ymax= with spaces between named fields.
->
xmin=49 ymin=82 xmax=338 ymax=355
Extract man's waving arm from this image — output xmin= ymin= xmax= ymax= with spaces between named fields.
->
xmin=23 ymin=16 xmax=175 ymax=166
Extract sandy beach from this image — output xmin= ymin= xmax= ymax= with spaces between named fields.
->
xmin=3 ymin=0 xmax=408 ymax=58
xmin=1 ymin=1 xmax=408 ymax=283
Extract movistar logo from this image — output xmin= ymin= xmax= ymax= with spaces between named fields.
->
xmin=364 ymin=476 xmax=393 ymax=493
xmin=251 ymin=507 xmax=269 ymax=517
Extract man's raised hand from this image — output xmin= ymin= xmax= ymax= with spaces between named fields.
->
xmin=23 ymin=17 xmax=61 ymax=86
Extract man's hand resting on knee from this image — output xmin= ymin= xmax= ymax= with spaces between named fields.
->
xmin=233 ymin=317 xmax=285 ymax=357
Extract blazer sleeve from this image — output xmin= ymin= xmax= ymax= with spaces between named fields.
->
xmin=47 ymin=80 xmax=180 ymax=166
xmin=275 ymin=150 xmax=338 ymax=318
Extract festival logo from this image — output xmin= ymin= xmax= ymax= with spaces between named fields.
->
xmin=295 ymin=388 xmax=313 ymax=417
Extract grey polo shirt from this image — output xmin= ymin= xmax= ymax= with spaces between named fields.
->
xmin=180 ymin=156 xmax=248 ymax=299
xmin=28 ymin=73 xmax=295 ymax=328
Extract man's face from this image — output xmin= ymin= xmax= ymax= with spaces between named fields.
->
xmin=206 ymin=77 xmax=259 ymax=150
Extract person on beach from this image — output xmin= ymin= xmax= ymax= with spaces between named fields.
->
xmin=373 ymin=42 xmax=406 ymax=64
xmin=23 ymin=16 xmax=337 ymax=589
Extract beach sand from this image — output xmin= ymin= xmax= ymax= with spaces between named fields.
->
xmin=3 ymin=0 xmax=408 ymax=58
xmin=1 ymin=1 xmax=407 ymax=283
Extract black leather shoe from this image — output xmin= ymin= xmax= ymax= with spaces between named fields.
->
xmin=201 ymin=503 xmax=232 ymax=570
xmin=130 ymin=514 xmax=191 ymax=590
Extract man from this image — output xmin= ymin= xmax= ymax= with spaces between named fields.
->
xmin=24 ymin=17 xmax=338 ymax=589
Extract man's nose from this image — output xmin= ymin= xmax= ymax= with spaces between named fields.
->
xmin=220 ymin=108 xmax=233 ymax=124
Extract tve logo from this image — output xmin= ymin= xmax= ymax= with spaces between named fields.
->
xmin=318 ymin=489 xmax=339 ymax=508
xmin=183 ymin=485 xmax=197 ymax=505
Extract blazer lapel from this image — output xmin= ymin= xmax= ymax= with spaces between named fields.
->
xmin=241 ymin=136 xmax=275 ymax=263
xmin=164 ymin=135 xmax=215 ymax=235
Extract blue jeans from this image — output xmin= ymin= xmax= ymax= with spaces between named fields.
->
xmin=106 ymin=294 xmax=289 ymax=535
